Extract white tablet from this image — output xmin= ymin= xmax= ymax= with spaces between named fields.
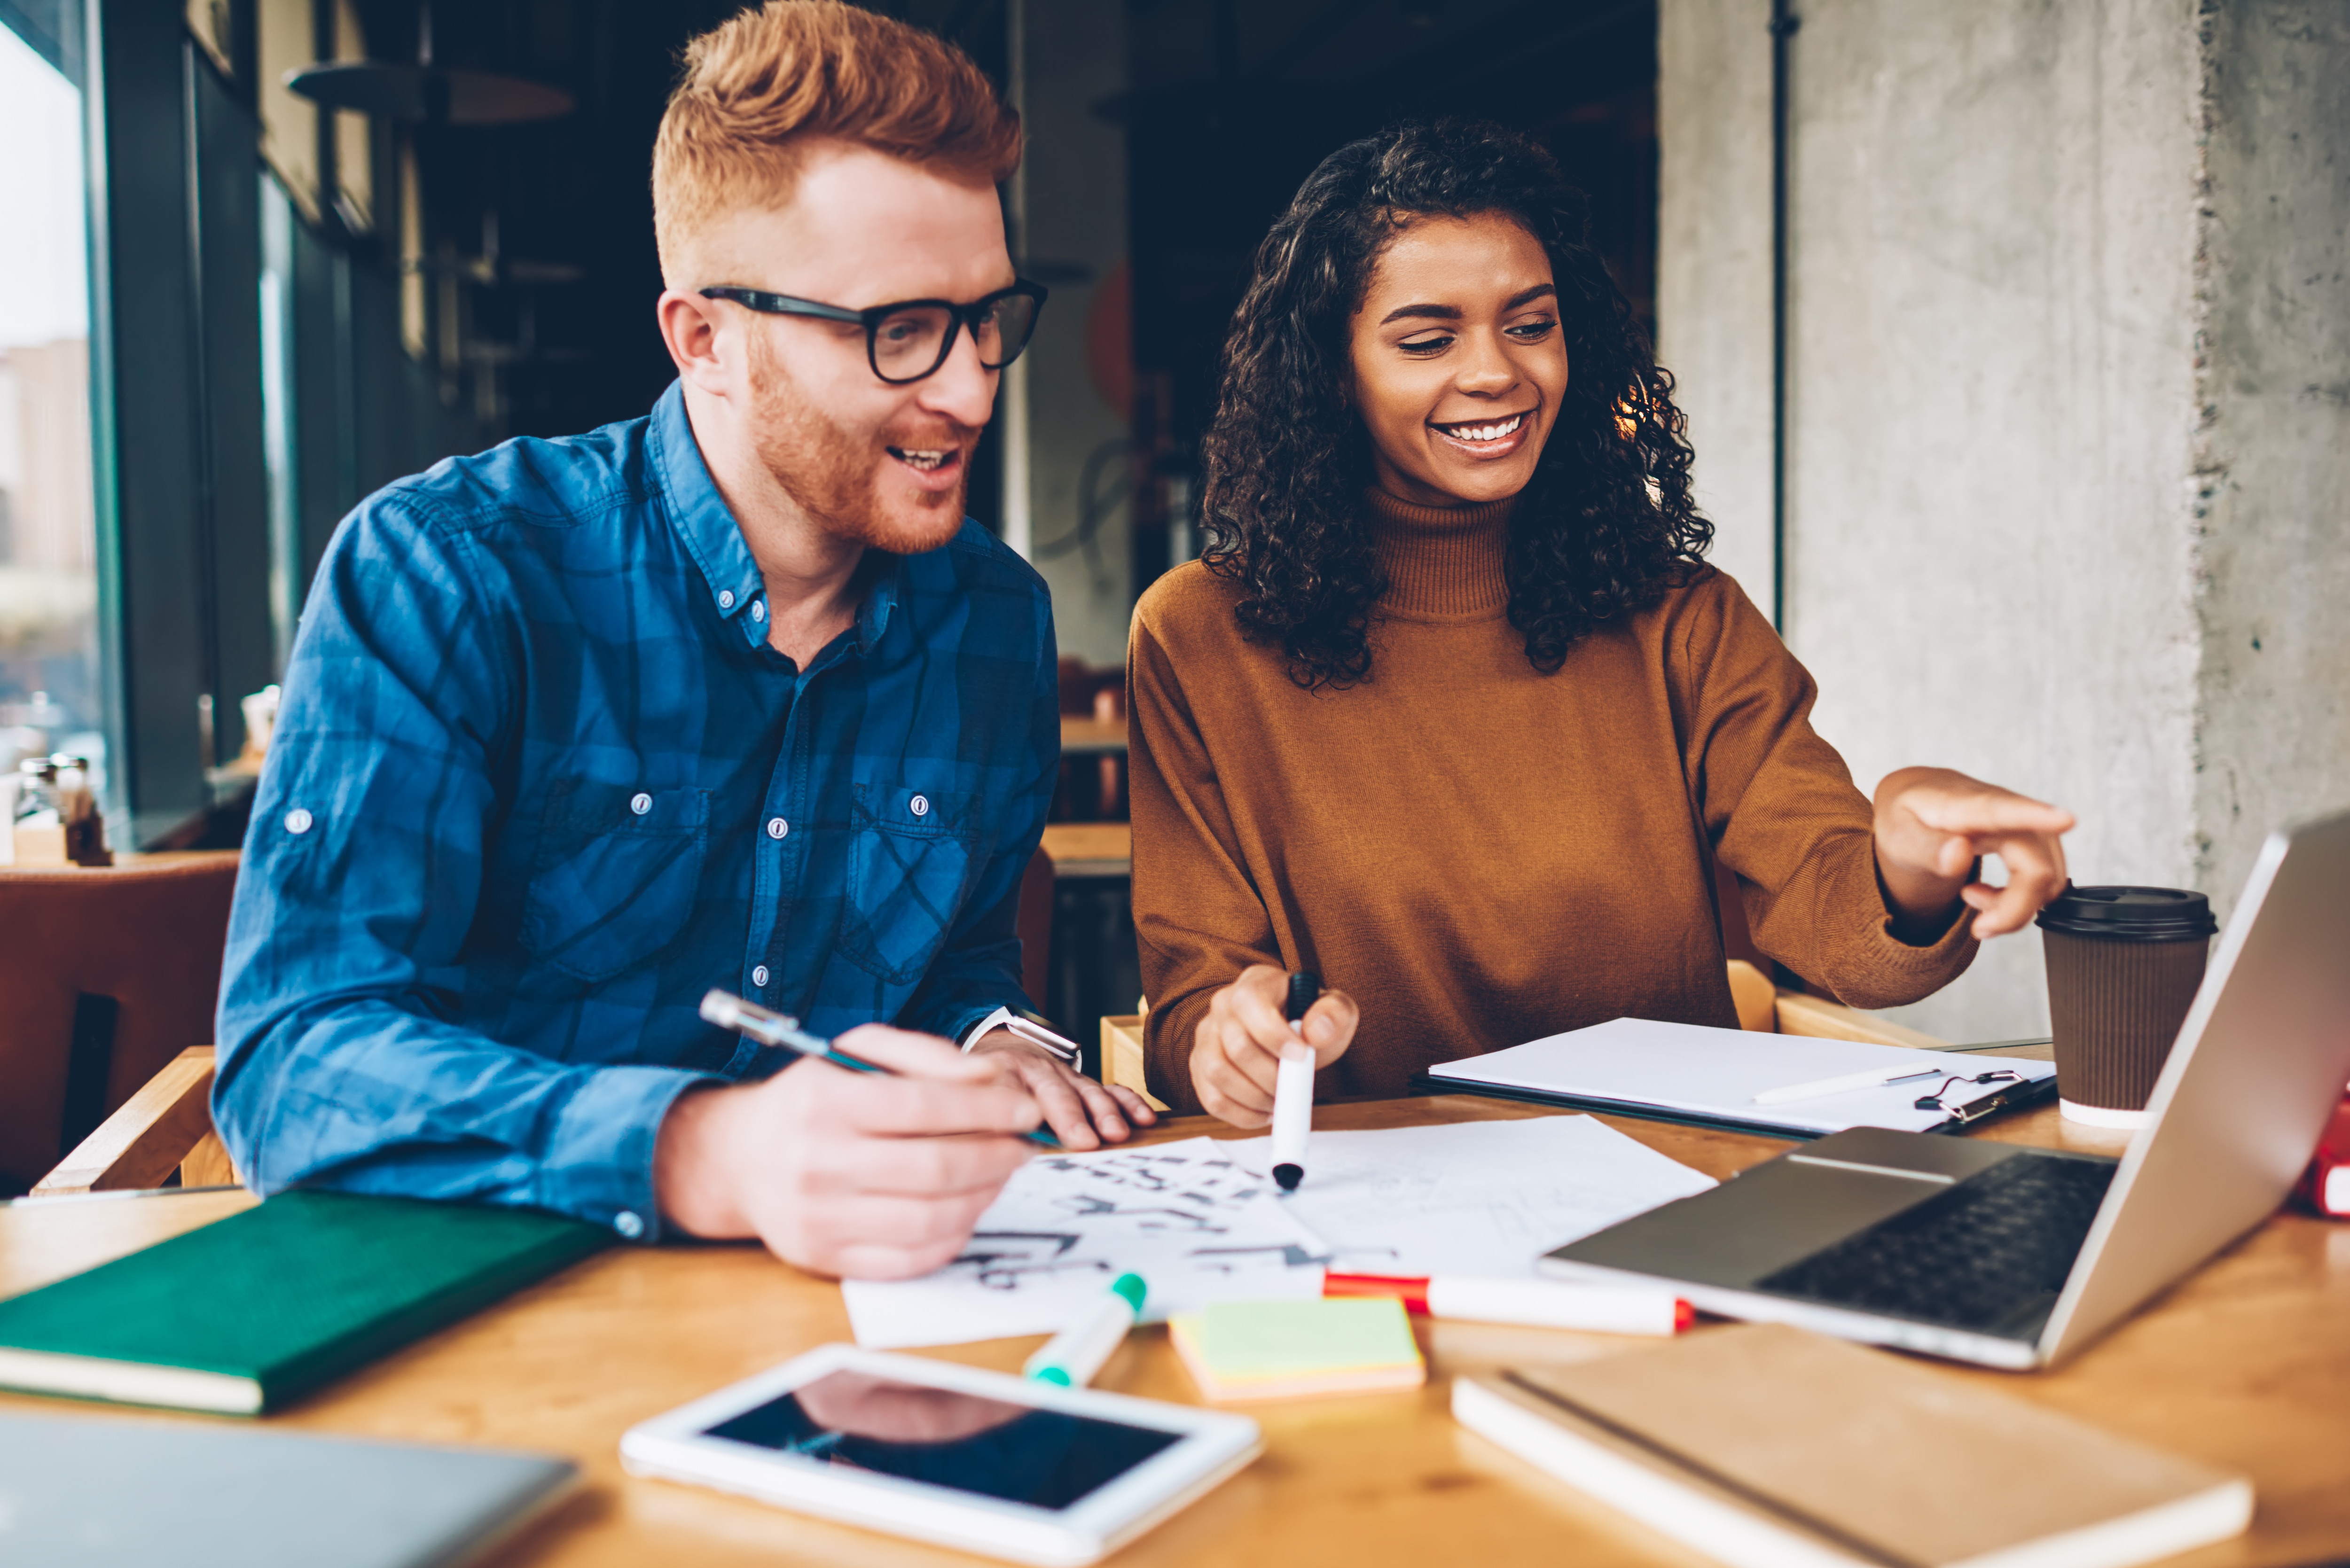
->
xmin=619 ymin=1343 xmax=1263 ymax=1567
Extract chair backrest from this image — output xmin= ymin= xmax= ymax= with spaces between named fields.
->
xmin=1017 ymin=845 xmax=1053 ymax=1012
xmin=0 ymin=852 xmax=241 ymax=1195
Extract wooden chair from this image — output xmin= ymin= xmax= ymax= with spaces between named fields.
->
xmin=34 ymin=1045 xmax=231 ymax=1194
xmin=1725 ymin=959 xmax=1951 ymax=1047
xmin=1018 ymin=844 xmax=1053 ymax=1010
xmin=2 ymin=853 xmax=243 ymax=1197
xmin=30 ymin=847 xmax=1063 ymax=1197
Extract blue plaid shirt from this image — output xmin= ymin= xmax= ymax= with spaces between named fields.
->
xmin=214 ymin=382 xmax=1059 ymax=1240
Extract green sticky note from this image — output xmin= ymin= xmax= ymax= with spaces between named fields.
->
xmin=1189 ymin=1297 xmax=1419 ymax=1377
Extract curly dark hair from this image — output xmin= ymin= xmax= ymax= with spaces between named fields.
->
xmin=1198 ymin=118 xmax=1712 ymax=688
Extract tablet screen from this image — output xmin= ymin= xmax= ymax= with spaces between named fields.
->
xmin=705 ymin=1370 xmax=1183 ymax=1512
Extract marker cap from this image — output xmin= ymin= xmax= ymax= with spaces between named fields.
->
xmin=1284 ymin=971 xmax=1320 ymax=1023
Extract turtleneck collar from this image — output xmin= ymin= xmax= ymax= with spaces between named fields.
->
xmin=1366 ymin=486 xmax=1514 ymax=618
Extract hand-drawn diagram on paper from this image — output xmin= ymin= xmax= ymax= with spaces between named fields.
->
xmin=842 ymin=1138 xmax=1331 ymax=1350
xmin=1222 ymin=1115 xmax=1717 ymax=1279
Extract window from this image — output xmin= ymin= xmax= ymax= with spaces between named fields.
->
xmin=0 ymin=19 xmax=100 ymax=785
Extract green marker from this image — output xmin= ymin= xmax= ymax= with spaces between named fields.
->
xmin=1023 ymin=1273 xmax=1147 ymax=1388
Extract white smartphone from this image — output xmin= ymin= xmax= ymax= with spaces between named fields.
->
xmin=619 ymin=1343 xmax=1263 ymax=1567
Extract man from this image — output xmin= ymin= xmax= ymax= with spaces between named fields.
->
xmin=214 ymin=0 xmax=1153 ymax=1281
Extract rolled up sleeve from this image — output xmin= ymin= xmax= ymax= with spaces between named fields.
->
xmin=212 ymin=495 xmax=713 ymax=1238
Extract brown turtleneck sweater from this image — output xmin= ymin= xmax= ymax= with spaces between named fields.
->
xmin=1127 ymin=488 xmax=1975 ymax=1114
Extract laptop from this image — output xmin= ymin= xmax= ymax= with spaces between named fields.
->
xmin=0 ymin=1412 xmax=578 ymax=1568
xmin=1541 ymin=809 xmax=2350 ymax=1370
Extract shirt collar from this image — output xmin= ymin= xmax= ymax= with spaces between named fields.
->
xmin=649 ymin=382 xmax=768 ymax=649
xmin=649 ymin=379 xmax=902 ymax=656
xmin=852 ymin=552 xmax=901 ymax=656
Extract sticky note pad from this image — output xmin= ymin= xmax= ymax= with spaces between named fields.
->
xmin=1168 ymin=1297 xmax=1426 ymax=1403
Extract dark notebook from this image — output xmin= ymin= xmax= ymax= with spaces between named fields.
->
xmin=0 ymin=1190 xmax=608 ymax=1414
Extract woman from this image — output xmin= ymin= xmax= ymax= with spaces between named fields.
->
xmin=1128 ymin=119 xmax=2073 ymax=1125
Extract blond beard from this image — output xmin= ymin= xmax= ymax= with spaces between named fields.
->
xmin=746 ymin=330 xmax=972 ymax=555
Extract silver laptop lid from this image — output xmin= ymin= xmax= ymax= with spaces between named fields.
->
xmin=0 ymin=1412 xmax=578 ymax=1568
xmin=2039 ymin=809 xmax=2350 ymax=1362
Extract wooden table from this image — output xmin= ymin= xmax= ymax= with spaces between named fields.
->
xmin=1040 ymin=821 xmax=1132 ymax=879
xmin=5 ymin=1097 xmax=2347 ymax=1568
xmin=1058 ymin=717 xmax=1128 ymax=756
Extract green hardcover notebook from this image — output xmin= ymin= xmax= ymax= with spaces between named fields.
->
xmin=0 ymin=1191 xmax=608 ymax=1415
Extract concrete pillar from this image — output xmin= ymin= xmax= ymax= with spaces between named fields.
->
xmin=1657 ymin=1 xmax=1775 ymax=604
xmin=1659 ymin=0 xmax=2350 ymax=1042
xmin=2190 ymin=1 xmax=2350 ymax=916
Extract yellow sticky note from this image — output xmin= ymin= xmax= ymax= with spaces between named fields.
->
xmin=1169 ymin=1298 xmax=1425 ymax=1402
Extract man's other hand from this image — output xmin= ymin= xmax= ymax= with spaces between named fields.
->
xmin=1874 ymin=766 xmax=2076 ymax=940
xmin=652 ymin=1024 xmax=1043 ymax=1279
xmin=965 ymin=1030 xmax=1159 ymax=1151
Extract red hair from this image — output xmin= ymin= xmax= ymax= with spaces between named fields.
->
xmin=652 ymin=0 xmax=1020 ymax=284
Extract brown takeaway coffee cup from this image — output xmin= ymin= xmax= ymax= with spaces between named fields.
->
xmin=2036 ymin=886 xmax=2218 ymax=1128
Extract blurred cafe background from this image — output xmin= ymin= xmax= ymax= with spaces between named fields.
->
xmin=0 ymin=0 xmax=2340 ymax=1053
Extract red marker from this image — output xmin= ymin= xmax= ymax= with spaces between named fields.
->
xmin=1325 ymin=1272 xmax=1693 ymax=1336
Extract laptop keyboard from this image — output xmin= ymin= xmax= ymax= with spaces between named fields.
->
xmin=1755 ymin=1154 xmax=2117 ymax=1335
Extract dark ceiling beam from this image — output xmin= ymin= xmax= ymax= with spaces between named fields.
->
xmin=1358 ymin=0 xmax=1648 ymax=106
xmin=933 ymin=0 xmax=1001 ymax=53
xmin=1242 ymin=0 xmax=1374 ymax=86
xmin=1116 ymin=0 xmax=1647 ymax=113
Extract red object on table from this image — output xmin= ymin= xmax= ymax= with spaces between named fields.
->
xmin=1324 ymin=1272 xmax=1436 ymax=1313
xmin=1323 ymin=1272 xmax=1696 ymax=1333
xmin=2296 ymin=1092 xmax=2350 ymax=1218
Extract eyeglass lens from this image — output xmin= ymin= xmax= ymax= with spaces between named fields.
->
xmin=870 ymin=292 xmax=1041 ymax=381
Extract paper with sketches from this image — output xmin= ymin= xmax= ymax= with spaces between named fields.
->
xmin=1222 ymin=1114 xmax=1717 ymax=1279
xmin=841 ymin=1138 xmax=1331 ymax=1350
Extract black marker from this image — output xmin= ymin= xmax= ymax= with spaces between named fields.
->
xmin=1271 ymin=970 xmax=1320 ymax=1191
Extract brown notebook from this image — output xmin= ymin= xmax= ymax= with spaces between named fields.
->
xmin=1454 ymin=1323 xmax=2250 ymax=1568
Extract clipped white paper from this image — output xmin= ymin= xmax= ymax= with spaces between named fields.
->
xmin=1428 ymin=1017 xmax=2056 ymax=1136
xmin=1222 ymin=1114 xmax=1717 ymax=1279
xmin=841 ymin=1138 xmax=1329 ymax=1350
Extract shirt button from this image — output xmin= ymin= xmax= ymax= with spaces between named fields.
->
xmin=766 ymin=817 xmax=789 ymax=840
xmin=284 ymin=807 xmax=313 ymax=835
xmin=909 ymin=794 xmax=930 ymax=818
xmin=752 ymin=965 xmax=770 ymax=988
xmin=717 ymin=589 xmax=736 ymax=610
xmin=613 ymin=1210 xmax=646 ymax=1240
xmin=751 ymin=601 xmax=767 ymax=623
xmin=630 ymin=792 xmax=652 ymax=816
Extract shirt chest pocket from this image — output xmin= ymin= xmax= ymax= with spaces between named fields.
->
xmin=834 ymin=784 xmax=984 ymax=984
xmin=519 ymin=781 xmax=710 ymax=983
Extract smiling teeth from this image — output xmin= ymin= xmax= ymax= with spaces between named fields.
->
xmin=1438 ymin=413 xmax=1525 ymax=443
xmin=893 ymin=448 xmax=950 ymax=470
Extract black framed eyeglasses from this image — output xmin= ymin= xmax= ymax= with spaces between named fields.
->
xmin=699 ymin=280 xmax=1048 ymax=385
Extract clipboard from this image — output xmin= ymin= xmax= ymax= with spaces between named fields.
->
xmin=1408 ymin=1069 xmax=2057 ymax=1140
xmin=1407 ymin=1017 xmax=2060 ymax=1140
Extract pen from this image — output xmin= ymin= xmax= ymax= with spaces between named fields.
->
xmin=1270 ymin=970 xmax=1319 ymax=1191
xmin=1023 ymin=1272 xmax=1147 ymax=1387
xmin=1750 ymin=1063 xmax=1942 ymax=1105
xmin=699 ymin=989 xmax=1059 ymax=1148
xmin=1324 ymin=1273 xmax=1692 ymax=1336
